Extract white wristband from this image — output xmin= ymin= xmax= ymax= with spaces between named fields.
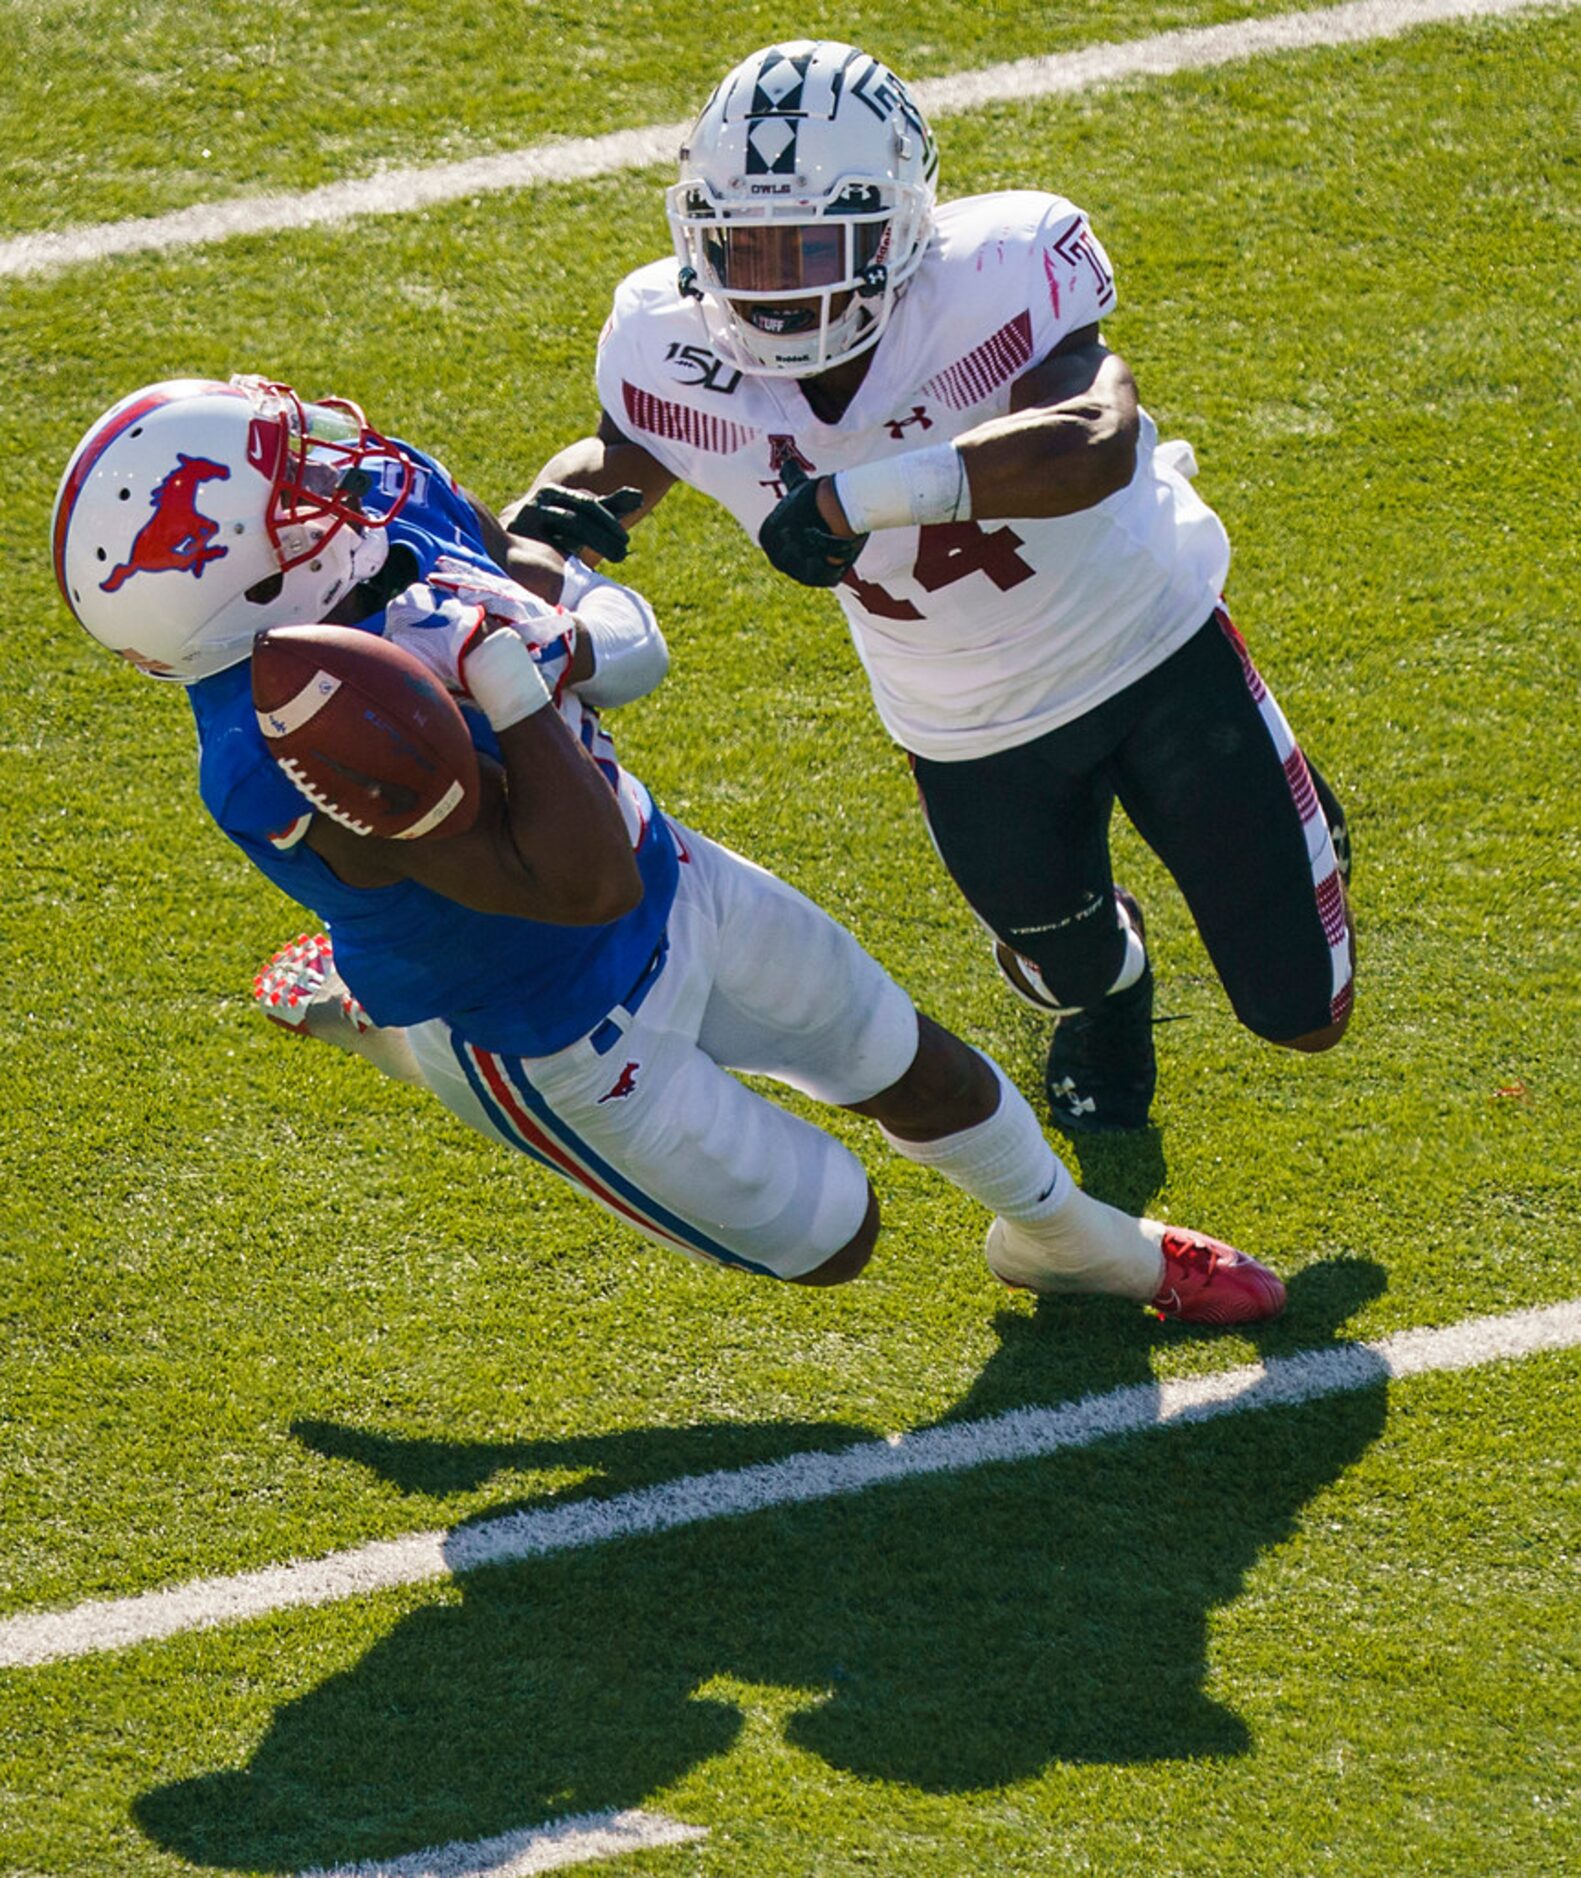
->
xmin=832 ymin=442 xmax=972 ymax=533
xmin=462 ymin=629 xmax=552 ymax=731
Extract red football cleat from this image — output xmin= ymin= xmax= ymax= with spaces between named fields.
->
xmin=249 ymin=933 xmax=422 ymax=1085
xmin=1147 ymin=1227 xmax=1286 ymax=1325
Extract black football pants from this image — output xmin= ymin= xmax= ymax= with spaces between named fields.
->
xmin=910 ymin=611 xmax=1349 ymax=1042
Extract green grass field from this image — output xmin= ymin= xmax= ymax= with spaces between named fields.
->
xmin=3 ymin=2 xmax=1579 ymax=1873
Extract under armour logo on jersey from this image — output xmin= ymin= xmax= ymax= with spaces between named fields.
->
xmin=598 ymin=1061 xmax=642 ymax=1103
xmin=745 ymin=116 xmax=799 ymax=175
xmin=885 ymin=405 xmax=933 ymax=439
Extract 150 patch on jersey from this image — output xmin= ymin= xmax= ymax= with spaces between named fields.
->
xmin=663 ymin=344 xmax=744 ymax=394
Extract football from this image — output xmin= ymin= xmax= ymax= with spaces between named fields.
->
xmin=251 ymin=624 xmax=480 ymax=841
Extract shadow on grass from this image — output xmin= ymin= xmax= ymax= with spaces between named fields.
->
xmin=135 ymin=1257 xmax=1386 ymax=1870
xmin=1064 ymin=1120 xmax=1168 ymax=1216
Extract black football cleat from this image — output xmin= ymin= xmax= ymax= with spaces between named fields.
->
xmin=1043 ymin=889 xmax=1157 ymax=1134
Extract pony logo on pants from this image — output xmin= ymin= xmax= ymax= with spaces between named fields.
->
xmin=597 ymin=1060 xmax=642 ymax=1104
xmin=101 ymin=454 xmax=230 ymax=592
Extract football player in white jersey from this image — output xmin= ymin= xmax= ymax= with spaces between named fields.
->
xmin=512 ymin=39 xmax=1355 ymax=1135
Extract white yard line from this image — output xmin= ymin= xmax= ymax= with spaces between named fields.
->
xmin=301 ymin=1809 xmax=708 ymax=1877
xmin=2 ymin=1298 xmax=1575 ymax=1670
xmin=1 ymin=0 xmax=1567 ymax=282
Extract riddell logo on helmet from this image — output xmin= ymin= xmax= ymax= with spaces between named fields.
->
xmin=100 ymin=454 xmax=230 ymax=593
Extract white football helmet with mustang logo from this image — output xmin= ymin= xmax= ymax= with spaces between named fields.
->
xmin=52 ymin=376 xmax=413 ymax=682
xmin=667 ymin=40 xmax=938 ymax=377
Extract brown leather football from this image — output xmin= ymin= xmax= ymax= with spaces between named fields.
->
xmin=251 ymin=623 xmax=479 ymax=841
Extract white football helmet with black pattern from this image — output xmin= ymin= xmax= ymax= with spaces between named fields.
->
xmin=667 ymin=41 xmax=938 ymax=377
xmin=52 ymin=376 xmax=411 ymax=682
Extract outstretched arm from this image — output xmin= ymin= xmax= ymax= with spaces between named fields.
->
xmin=533 ymin=410 xmax=678 ymax=525
xmin=759 ymin=326 xmax=1141 ymax=586
xmin=828 ymin=325 xmax=1137 ymax=532
xmin=501 ymin=412 xmax=679 ymax=571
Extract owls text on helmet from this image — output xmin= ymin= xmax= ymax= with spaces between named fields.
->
xmin=667 ymin=42 xmax=939 ymax=377
xmin=52 ymin=377 xmax=412 ymax=682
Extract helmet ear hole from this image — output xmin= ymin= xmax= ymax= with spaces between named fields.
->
xmin=245 ymin=572 xmax=285 ymax=606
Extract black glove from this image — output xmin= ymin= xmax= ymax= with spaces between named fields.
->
xmin=506 ymin=484 xmax=644 ymax=563
xmin=758 ymin=461 xmax=869 ymax=588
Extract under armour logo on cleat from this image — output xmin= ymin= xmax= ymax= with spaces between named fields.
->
xmin=1049 ymin=1077 xmax=1096 ymax=1116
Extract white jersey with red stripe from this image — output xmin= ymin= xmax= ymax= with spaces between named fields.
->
xmin=596 ymin=191 xmax=1232 ymax=761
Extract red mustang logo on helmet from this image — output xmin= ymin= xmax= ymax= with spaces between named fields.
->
xmin=100 ymin=454 xmax=231 ymax=593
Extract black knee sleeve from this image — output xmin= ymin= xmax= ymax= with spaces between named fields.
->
xmin=1006 ymin=902 xmax=1127 ymax=1011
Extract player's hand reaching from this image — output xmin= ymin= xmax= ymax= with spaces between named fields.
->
xmin=758 ymin=460 xmax=869 ymax=588
xmin=507 ymin=484 xmax=644 ymax=563
xmin=383 ymin=588 xmax=495 ymax=694
xmin=385 ymin=580 xmax=577 ymax=716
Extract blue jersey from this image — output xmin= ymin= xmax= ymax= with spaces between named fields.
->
xmin=188 ymin=442 xmax=678 ymax=1056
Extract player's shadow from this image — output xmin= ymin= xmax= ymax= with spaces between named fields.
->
xmin=135 ymin=1257 xmax=1386 ymax=1871
xmin=1063 ymin=1122 xmax=1168 ymax=1216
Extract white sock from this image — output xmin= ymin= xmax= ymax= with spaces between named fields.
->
xmin=353 ymin=1026 xmax=425 ymax=1086
xmin=303 ymin=1000 xmax=425 ymax=1086
xmin=987 ymin=1190 xmax=1167 ymax=1299
xmin=880 ymin=1059 xmax=1073 ymax=1221
xmin=881 ymin=1060 xmax=1164 ymax=1297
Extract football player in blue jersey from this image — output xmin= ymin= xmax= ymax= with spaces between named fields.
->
xmin=52 ymin=372 xmax=1287 ymax=1321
